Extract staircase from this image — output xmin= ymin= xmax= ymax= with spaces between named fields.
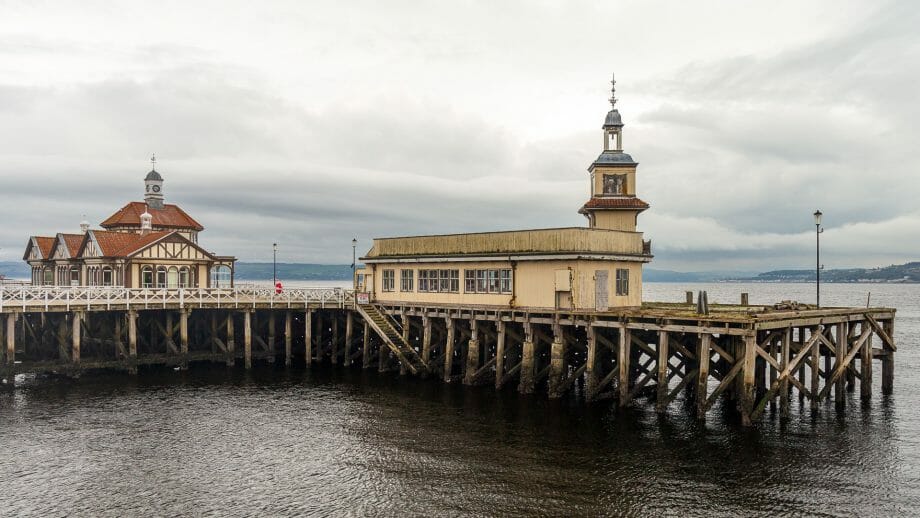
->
xmin=355 ymin=303 xmax=429 ymax=375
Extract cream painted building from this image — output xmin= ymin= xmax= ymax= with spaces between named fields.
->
xmin=358 ymin=76 xmax=652 ymax=311
xmin=24 ymin=161 xmax=236 ymax=288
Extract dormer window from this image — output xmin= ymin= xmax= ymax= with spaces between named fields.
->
xmin=602 ymin=174 xmax=626 ymax=195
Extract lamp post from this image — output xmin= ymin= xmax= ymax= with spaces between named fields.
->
xmin=813 ymin=210 xmax=823 ymax=308
xmin=273 ymin=243 xmax=278 ymax=286
xmin=351 ymin=238 xmax=358 ymax=270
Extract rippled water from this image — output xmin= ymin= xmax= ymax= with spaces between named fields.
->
xmin=1 ymin=282 xmax=918 ymax=517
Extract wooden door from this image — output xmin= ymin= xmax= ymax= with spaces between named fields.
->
xmin=595 ymin=270 xmax=609 ymax=311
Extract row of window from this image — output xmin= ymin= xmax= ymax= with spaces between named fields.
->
xmin=382 ymin=268 xmax=513 ymax=294
xmin=141 ymin=266 xmax=192 ymax=289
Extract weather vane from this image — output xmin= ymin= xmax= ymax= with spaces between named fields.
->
xmin=151 ymin=153 xmax=156 ymax=171
xmin=609 ymin=73 xmax=617 ymax=108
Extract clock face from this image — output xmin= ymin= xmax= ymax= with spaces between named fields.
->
xmin=152 ymin=185 xmax=161 ymax=193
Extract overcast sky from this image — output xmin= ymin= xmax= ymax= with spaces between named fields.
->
xmin=0 ymin=0 xmax=917 ymax=271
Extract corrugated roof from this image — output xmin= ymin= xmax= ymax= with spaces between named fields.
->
xmin=100 ymin=202 xmax=204 ymax=231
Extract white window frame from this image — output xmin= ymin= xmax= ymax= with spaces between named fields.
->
xmin=382 ymin=269 xmax=395 ymax=292
xmin=616 ymin=268 xmax=629 ymax=296
xmin=400 ymin=269 xmax=414 ymax=292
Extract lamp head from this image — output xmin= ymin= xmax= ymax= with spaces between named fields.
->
xmin=813 ymin=210 xmax=823 ymax=226
xmin=352 ymin=238 xmax=358 ymax=246
xmin=273 ymin=243 xmax=278 ymax=251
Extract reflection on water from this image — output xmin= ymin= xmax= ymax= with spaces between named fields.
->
xmin=1 ymin=282 xmax=918 ymax=517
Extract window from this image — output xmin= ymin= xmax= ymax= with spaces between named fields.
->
xmin=210 ymin=265 xmax=231 ymax=288
xmin=465 ymin=269 xmax=513 ymax=294
xmin=500 ymin=269 xmax=513 ymax=293
xmin=382 ymin=269 xmax=395 ymax=292
xmin=102 ymin=267 xmax=113 ymax=286
xmin=417 ymin=269 xmax=458 ymax=292
xmin=142 ymin=266 xmax=154 ymax=288
xmin=156 ymin=267 xmax=167 ymax=288
xmin=179 ymin=267 xmax=190 ymax=288
xmin=70 ymin=267 xmax=80 ymax=286
xmin=167 ymin=267 xmax=179 ymax=289
xmin=616 ymin=268 xmax=629 ymax=296
xmin=43 ymin=268 xmax=53 ymax=285
xmin=603 ymin=174 xmax=627 ymax=195
xmin=400 ymin=269 xmax=414 ymax=292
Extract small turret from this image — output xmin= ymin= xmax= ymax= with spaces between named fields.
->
xmin=79 ymin=214 xmax=90 ymax=234
xmin=140 ymin=205 xmax=153 ymax=235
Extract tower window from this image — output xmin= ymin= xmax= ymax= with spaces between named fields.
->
xmin=615 ymin=268 xmax=629 ymax=296
xmin=603 ymin=174 xmax=626 ymax=195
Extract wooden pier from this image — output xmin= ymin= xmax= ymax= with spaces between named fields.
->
xmin=0 ymin=286 xmax=896 ymax=425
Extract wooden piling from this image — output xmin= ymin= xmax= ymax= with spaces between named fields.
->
xmin=6 ymin=313 xmax=16 ymax=365
xmin=128 ymin=311 xmax=138 ymax=373
xmin=835 ymin=322 xmax=846 ymax=410
xmin=740 ymin=334 xmax=756 ymax=426
xmin=780 ymin=327 xmax=790 ymax=418
xmin=226 ymin=312 xmax=235 ymax=367
xmin=304 ymin=309 xmax=313 ymax=366
xmin=811 ymin=327 xmax=820 ymax=410
xmin=72 ymin=312 xmax=82 ymax=365
xmin=267 ymin=312 xmax=276 ymax=363
xmin=244 ymin=311 xmax=252 ymax=369
xmin=655 ymin=329 xmax=669 ymax=412
xmin=284 ymin=311 xmax=293 ymax=367
xmin=180 ymin=310 xmax=189 ymax=356
xmin=882 ymin=318 xmax=894 ymax=395
xmin=696 ymin=333 xmax=711 ymax=419
xmin=548 ymin=322 xmax=565 ymax=398
xmin=362 ymin=321 xmax=371 ymax=369
xmin=861 ymin=323 xmax=873 ymax=400
xmin=421 ymin=315 xmax=432 ymax=370
xmin=463 ymin=319 xmax=480 ymax=385
xmin=344 ymin=311 xmax=354 ymax=366
xmin=494 ymin=320 xmax=506 ymax=390
xmin=518 ymin=322 xmax=534 ymax=394
xmin=443 ymin=316 xmax=455 ymax=382
xmin=618 ymin=326 xmax=630 ymax=407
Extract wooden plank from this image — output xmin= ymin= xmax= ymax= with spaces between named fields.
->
xmin=817 ymin=326 xmax=872 ymax=399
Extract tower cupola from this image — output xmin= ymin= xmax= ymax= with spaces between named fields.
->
xmin=144 ymin=154 xmax=164 ymax=210
xmin=603 ymin=74 xmax=625 ymax=152
xmin=79 ymin=214 xmax=90 ymax=234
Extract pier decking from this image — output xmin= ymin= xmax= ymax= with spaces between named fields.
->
xmin=0 ymin=286 xmax=896 ymax=425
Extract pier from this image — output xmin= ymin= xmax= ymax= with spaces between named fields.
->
xmin=0 ymin=285 xmax=896 ymax=425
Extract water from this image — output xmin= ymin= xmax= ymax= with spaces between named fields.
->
xmin=1 ymin=282 xmax=918 ymax=517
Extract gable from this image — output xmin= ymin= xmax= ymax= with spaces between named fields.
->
xmin=128 ymin=232 xmax=216 ymax=261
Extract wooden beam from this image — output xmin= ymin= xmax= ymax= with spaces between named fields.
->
xmin=656 ymin=330 xmax=669 ymax=413
xmin=244 ymin=311 xmax=252 ymax=369
xmin=285 ymin=311 xmax=293 ymax=367
xmin=586 ymin=325 xmax=600 ymax=401
xmin=304 ymin=309 xmax=313 ymax=366
xmin=697 ymin=333 xmax=711 ymax=419
xmin=518 ymin=322 xmax=535 ymax=394
xmin=618 ymin=326 xmax=630 ymax=407
xmin=494 ymin=320 xmax=506 ymax=390
xmin=882 ymin=318 xmax=894 ymax=395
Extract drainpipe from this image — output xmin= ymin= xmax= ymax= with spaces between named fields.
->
xmin=509 ymin=260 xmax=518 ymax=308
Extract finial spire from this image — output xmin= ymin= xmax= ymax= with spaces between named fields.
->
xmin=609 ymin=73 xmax=617 ymax=109
xmin=151 ymin=153 xmax=156 ymax=171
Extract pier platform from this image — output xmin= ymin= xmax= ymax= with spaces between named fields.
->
xmin=0 ymin=286 xmax=896 ymax=425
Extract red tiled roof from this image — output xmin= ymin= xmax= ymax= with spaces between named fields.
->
xmin=34 ymin=237 xmax=55 ymax=258
xmin=61 ymin=234 xmax=84 ymax=257
xmin=118 ymin=231 xmax=173 ymax=256
xmin=88 ymin=230 xmax=172 ymax=257
xmin=579 ymin=196 xmax=650 ymax=213
xmin=100 ymin=202 xmax=204 ymax=231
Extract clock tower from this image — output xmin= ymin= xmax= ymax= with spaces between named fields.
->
xmin=144 ymin=155 xmax=165 ymax=210
xmin=579 ymin=74 xmax=650 ymax=232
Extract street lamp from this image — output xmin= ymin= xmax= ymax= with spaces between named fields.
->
xmin=351 ymin=238 xmax=358 ymax=272
xmin=273 ymin=243 xmax=278 ymax=286
xmin=813 ymin=210 xmax=823 ymax=308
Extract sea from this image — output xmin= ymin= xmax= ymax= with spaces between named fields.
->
xmin=0 ymin=281 xmax=917 ymax=517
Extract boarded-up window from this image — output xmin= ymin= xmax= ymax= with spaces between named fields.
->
xmin=603 ymin=174 xmax=627 ymax=195
xmin=616 ymin=268 xmax=629 ymax=296
xmin=554 ymin=269 xmax=572 ymax=291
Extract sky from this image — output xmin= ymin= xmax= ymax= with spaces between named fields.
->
xmin=0 ymin=0 xmax=917 ymax=271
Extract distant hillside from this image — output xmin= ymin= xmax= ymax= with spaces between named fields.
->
xmin=235 ymin=263 xmax=356 ymax=281
xmin=753 ymin=262 xmax=920 ymax=283
xmin=644 ymin=269 xmax=759 ymax=282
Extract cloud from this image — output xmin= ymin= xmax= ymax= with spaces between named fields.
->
xmin=0 ymin=1 xmax=916 ymax=272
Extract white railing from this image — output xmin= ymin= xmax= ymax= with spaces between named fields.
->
xmin=0 ymin=285 xmax=355 ymax=312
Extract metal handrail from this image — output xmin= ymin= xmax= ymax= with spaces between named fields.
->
xmin=0 ymin=285 xmax=354 ymax=312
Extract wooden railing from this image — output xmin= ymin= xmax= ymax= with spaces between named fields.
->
xmin=0 ymin=286 xmax=354 ymax=312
